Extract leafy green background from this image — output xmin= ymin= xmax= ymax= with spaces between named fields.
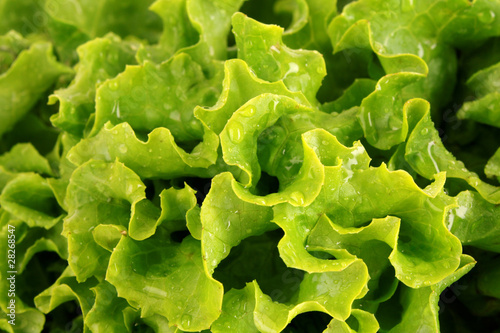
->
xmin=0 ymin=0 xmax=499 ymax=332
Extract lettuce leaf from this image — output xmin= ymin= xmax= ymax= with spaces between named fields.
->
xmin=233 ymin=12 xmax=326 ymax=105
xmin=0 ymin=0 xmax=499 ymax=331
xmin=107 ymin=232 xmax=223 ymax=331
xmin=49 ymin=34 xmax=138 ymax=137
xmin=43 ymin=0 xmax=162 ymax=42
xmin=0 ymin=39 xmax=72 ymax=138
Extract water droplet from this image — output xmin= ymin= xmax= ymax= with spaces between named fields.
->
xmin=283 ymin=62 xmax=299 ymax=79
xmin=478 ymin=10 xmax=495 ymax=24
xmin=107 ymin=52 xmax=119 ymax=63
xmin=169 ymin=110 xmax=180 ymax=121
xmin=228 ymin=123 xmax=244 ymax=143
xmin=373 ymin=42 xmax=386 ymax=53
xmin=427 ymin=141 xmax=440 ymax=174
xmin=109 ymin=81 xmax=119 ymax=91
xmin=181 ymin=314 xmax=192 ymax=327
xmin=270 ymin=45 xmax=280 ymax=53
xmin=416 ymin=43 xmax=425 ymax=58
xmin=290 ymin=191 xmax=305 ymax=205
xmin=119 ymin=144 xmax=128 ymax=153
xmin=321 ymin=140 xmax=329 ymax=146
xmin=308 ymin=167 xmax=320 ymax=179
xmin=420 ymin=128 xmax=428 ymax=135
xmin=241 ymin=105 xmax=256 ymax=117
xmin=112 ymin=101 xmax=121 ymax=118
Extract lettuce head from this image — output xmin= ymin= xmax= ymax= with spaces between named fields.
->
xmin=0 ymin=0 xmax=499 ymax=332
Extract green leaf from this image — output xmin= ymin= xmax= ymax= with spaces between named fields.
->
xmin=405 ymin=98 xmax=500 ymax=204
xmin=92 ymin=224 xmax=127 ymax=253
xmin=308 ymin=215 xmax=400 ymax=305
xmin=63 ymin=160 xmax=146 ymax=281
xmin=212 ymin=284 xmax=258 ymax=333
xmin=439 ymin=0 xmax=500 ymax=48
xmin=186 ymin=204 xmax=202 ymax=241
xmin=0 ymin=214 xmax=63 ymax=331
xmin=447 ymin=190 xmax=500 ymax=253
xmin=200 ymin=172 xmax=275 ymax=275
xmin=0 ymin=41 xmax=72 ymax=137
xmin=280 ymin=0 xmax=337 ymax=54
xmin=0 ymin=305 xmax=45 ymax=333
xmin=232 ymin=130 xmax=325 ymax=207
xmin=0 ymin=0 xmax=45 ymax=35
xmin=254 ymin=106 xmax=363 ymax=190
xmin=327 ymin=0 xmax=493 ymax=110
xmin=67 ymin=121 xmax=219 ymax=180
xmin=275 ymin=129 xmax=461 ymax=288
xmin=49 ymin=34 xmax=138 ymax=137
xmin=2 ymin=220 xmax=67 ymax=275
xmin=485 ymin=148 xmax=500 ymax=182
xmin=91 ymin=52 xmax=222 ymax=145
xmin=44 ymin=0 xmax=162 ymax=42
xmin=457 ymin=62 xmax=500 ymax=128
xmin=233 ymin=12 xmax=326 ymax=105
xmin=0 ymin=31 xmax=30 ymax=75
xmin=0 ymin=143 xmax=53 ymax=176
xmin=331 ymin=19 xmax=428 ymax=76
xmin=324 ymin=309 xmax=379 ymax=333
xmin=358 ymin=72 xmax=425 ymax=150
xmin=220 ymin=94 xmax=314 ymax=188
xmin=0 ymin=111 xmax=60 ymax=157
xmin=195 ymin=58 xmax=310 ymax=135
xmin=106 ymin=231 xmax=223 ymax=331
xmin=388 ymin=254 xmax=475 ymax=333
xmin=129 ymin=185 xmax=198 ymax=241
xmin=321 ymin=79 xmax=376 ymax=114
xmin=458 ymin=93 xmax=500 ymax=128
xmin=214 ymin=257 xmax=369 ymax=333
xmin=214 ymin=85 xmax=361 ymax=192
xmin=138 ymin=0 xmax=245 ymax=63
xmin=0 ymin=143 xmax=53 ymax=191
xmin=142 ymin=314 xmax=184 ymax=333
xmin=466 ymin=61 xmax=500 ymax=98
xmin=1 ymin=0 xmax=499 ymax=331
xmin=85 ymin=281 xmax=139 ymax=333
xmin=0 ymin=173 xmax=63 ymax=229
xmin=257 ymin=260 xmax=368 ymax=325
xmin=46 ymin=132 xmax=81 ymax=212
xmin=34 ymin=266 xmax=97 ymax=317
xmin=137 ymin=0 xmax=198 ymax=64
xmin=181 ymin=0 xmax=245 ymax=60
xmin=44 ymin=15 xmax=90 ymax=66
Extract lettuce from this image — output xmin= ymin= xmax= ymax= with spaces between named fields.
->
xmin=1 ymin=0 xmax=500 ymax=332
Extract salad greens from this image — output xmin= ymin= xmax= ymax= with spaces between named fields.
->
xmin=0 ymin=0 xmax=499 ymax=332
